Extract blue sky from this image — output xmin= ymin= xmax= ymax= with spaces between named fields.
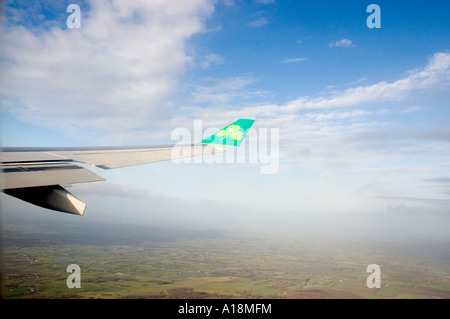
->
xmin=1 ymin=0 xmax=450 ymax=240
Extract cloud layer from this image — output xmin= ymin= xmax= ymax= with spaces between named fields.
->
xmin=172 ymin=52 xmax=450 ymax=219
xmin=177 ymin=52 xmax=450 ymax=122
xmin=328 ymin=39 xmax=354 ymax=48
xmin=1 ymin=0 xmax=214 ymax=138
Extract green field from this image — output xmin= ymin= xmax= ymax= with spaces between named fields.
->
xmin=1 ymin=221 xmax=449 ymax=299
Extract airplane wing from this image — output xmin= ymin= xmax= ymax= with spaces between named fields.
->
xmin=1 ymin=119 xmax=255 ymax=215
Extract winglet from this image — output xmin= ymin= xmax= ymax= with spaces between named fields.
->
xmin=200 ymin=119 xmax=254 ymax=147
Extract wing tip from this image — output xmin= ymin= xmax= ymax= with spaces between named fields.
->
xmin=200 ymin=118 xmax=255 ymax=147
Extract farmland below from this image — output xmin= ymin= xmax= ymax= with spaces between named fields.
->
xmin=1 ymin=218 xmax=449 ymax=299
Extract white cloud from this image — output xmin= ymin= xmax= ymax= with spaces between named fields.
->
xmin=348 ymin=77 xmax=369 ymax=85
xmin=186 ymin=52 xmax=450 ymax=124
xmin=175 ymin=52 xmax=450 ymax=174
xmin=199 ymin=53 xmax=224 ymax=69
xmin=247 ymin=17 xmax=268 ymax=28
xmin=189 ymin=76 xmax=261 ymax=104
xmin=281 ymin=57 xmax=307 ymax=64
xmin=328 ymin=38 xmax=354 ymax=48
xmin=401 ymin=106 xmax=428 ymax=114
xmin=306 ymin=110 xmax=371 ymax=121
xmin=0 ymin=0 xmax=215 ymax=139
xmin=177 ymin=53 xmax=450 ymax=135
xmin=280 ymin=52 xmax=450 ymax=113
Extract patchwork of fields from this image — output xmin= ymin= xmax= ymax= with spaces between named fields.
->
xmin=1 ymin=221 xmax=449 ymax=299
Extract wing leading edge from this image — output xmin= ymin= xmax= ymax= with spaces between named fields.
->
xmin=1 ymin=119 xmax=254 ymax=215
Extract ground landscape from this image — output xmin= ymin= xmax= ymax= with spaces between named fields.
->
xmin=1 ymin=217 xmax=449 ymax=299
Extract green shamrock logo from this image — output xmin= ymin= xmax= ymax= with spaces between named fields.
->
xmin=216 ymin=124 xmax=243 ymax=141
